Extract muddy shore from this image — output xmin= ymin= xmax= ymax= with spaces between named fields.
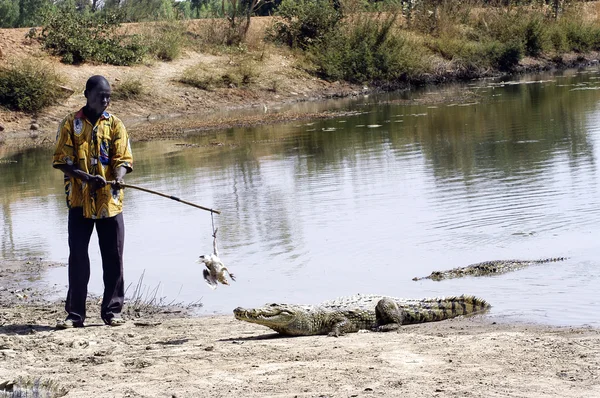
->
xmin=0 ymin=258 xmax=599 ymax=397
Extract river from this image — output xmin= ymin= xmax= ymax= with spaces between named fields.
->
xmin=1 ymin=67 xmax=600 ymax=327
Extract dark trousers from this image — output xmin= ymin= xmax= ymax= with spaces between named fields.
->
xmin=66 ymin=207 xmax=125 ymax=324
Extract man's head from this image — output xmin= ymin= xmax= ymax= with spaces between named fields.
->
xmin=84 ymin=75 xmax=111 ymax=116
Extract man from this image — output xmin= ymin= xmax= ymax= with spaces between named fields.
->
xmin=52 ymin=75 xmax=133 ymax=328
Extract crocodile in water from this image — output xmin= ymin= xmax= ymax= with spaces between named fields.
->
xmin=412 ymin=257 xmax=567 ymax=281
xmin=233 ymin=294 xmax=490 ymax=336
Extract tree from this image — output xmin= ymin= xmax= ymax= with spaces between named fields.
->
xmin=0 ymin=0 xmax=20 ymax=28
xmin=222 ymin=0 xmax=264 ymax=44
xmin=17 ymin=0 xmax=53 ymax=27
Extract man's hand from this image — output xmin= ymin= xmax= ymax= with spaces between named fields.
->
xmin=88 ymin=175 xmax=107 ymax=192
xmin=112 ymin=177 xmax=125 ymax=190
xmin=112 ymin=166 xmax=128 ymax=190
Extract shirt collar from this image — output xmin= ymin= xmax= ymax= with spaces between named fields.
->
xmin=75 ymin=108 xmax=111 ymax=121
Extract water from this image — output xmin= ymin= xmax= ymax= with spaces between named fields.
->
xmin=1 ymin=67 xmax=600 ymax=327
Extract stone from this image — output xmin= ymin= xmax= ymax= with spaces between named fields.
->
xmin=30 ymin=123 xmax=39 ymax=130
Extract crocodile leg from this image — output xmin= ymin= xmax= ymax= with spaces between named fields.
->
xmin=374 ymin=298 xmax=406 ymax=332
xmin=328 ymin=313 xmax=354 ymax=337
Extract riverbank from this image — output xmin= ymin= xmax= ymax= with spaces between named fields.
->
xmin=2 ymin=16 xmax=600 ymax=157
xmin=1 ymin=258 xmax=599 ymax=398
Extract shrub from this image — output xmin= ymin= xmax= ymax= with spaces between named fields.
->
xmin=0 ymin=59 xmax=65 ymax=113
xmin=179 ymin=65 xmax=219 ymax=90
xmin=112 ymin=77 xmax=145 ymax=100
xmin=179 ymin=57 xmax=258 ymax=90
xmin=31 ymin=5 xmax=148 ymax=65
xmin=267 ymin=0 xmax=343 ymax=49
xmin=548 ymin=26 xmax=568 ymax=52
xmin=523 ymin=16 xmax=549 ymax=57
xmin=428 ymin=36 xmax=522 ymax=73
xmin=562 ymin=20 xmax=600 ymax=52
xmin=311 ymin=12 xmax=428 ymax=84
xmin=490 ymin=40 xmax=523 ymax=72
xmin=410 ymin=0 xmax=476 ymax=37
xmin=144 ymin=21 xmax=187 ymax=61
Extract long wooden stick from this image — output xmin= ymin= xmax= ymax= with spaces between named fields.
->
xmin=109 ymin=181 xmax=221 ymax=214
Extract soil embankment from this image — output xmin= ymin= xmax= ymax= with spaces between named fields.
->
xmin=1 ymin=259 xmax=599 ymax=398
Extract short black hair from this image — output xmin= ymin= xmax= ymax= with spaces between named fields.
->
xmin=85 ymin=75 xmax=110 ymax=92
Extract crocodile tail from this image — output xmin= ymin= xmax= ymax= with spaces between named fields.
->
xmin=430 ymin=295 xmax=491 ymax=318
xmin=534 ymin=257 xmax=568 ymax=263
xmin=403 ymin=295 xmax=491 ymax=324
xmin=450 ymin=294 xmax=492 ymax=314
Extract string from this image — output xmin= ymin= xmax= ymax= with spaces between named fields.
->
xmin=211 ymin=211 xmax=216 ymax=236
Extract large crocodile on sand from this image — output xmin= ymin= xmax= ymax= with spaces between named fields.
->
xmin=413 ymin=257 xmax=567 ymax=281
xmin=233 ymin=294 xmax=490 ymax=336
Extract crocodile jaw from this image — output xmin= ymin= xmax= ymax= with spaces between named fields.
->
xmin=234 ymin=304 xmax=297 ymax=326
xmin=234 ymin=304 xmax=323 ymax=335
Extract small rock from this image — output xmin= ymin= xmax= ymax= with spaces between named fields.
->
xmin=30 ymin=123 xmax=40 ymax=130
xmin=0 ymin=125 xmax=4 ymax=131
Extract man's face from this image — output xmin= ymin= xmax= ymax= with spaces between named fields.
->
xmin=85 ymin=81 xmax=111 ymax=115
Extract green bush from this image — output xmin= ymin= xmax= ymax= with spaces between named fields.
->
xmin=31 ymin=5 xmax=148 ymax=65
xmin=428 ymin=36 xmax=522 ymax=73
xmin=0 ymin=59 xmax=65 ymax=113
xmin=0 ymin=0 xmax=20 ymax=28
xmin=548 ymin=26 xmax=568 ymax=52
xmin=267 ymin=0 xmax=343 ymax=49
xmin=563 ymin=20 xmax=600 ymax=52
xmin=145 ymin=21 xmax=187 ymax=61
xmin=523 ymin=16 xmax=549 ymax=57
xmin=114 ymin=0 xmax=175 ymax=22
xmin=311 ymin=13 xmax=428 ymax=84
xmin=490 ymin=40 xmax=523 ymax=71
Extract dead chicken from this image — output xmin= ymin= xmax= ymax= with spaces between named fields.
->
xmin=198 ymin=228 xmax=235 ymax=289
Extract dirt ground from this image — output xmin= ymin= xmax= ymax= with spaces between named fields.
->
xmin=0 ymin=259 xmax=599 ymax=398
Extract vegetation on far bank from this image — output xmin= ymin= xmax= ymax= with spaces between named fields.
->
xmin=2 ymin=0 xmax=600 ymax=113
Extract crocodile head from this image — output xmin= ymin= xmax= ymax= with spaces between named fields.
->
xmin=233 ymin=303 xmax=321 ymax=336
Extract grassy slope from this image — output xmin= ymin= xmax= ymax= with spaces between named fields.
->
xmin=0 ymin=7 xmax=599 ymax=155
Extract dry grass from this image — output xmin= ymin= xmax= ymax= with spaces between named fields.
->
xmin=112 ymin=75 xmax=145 ymax=100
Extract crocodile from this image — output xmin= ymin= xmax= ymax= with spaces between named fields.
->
xmin=0 ymin=377 xmax=67 ymax=398
xmin=413 ymin=257 xmax=567 ymax=281
xmin=233 ymin=294 xmax=490 ymax=336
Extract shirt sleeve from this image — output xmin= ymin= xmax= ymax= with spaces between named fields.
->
xmin=111 ymin=118 xmax=133 ymax=173
xmin=52 ymin=116 xmax=75 ymax=167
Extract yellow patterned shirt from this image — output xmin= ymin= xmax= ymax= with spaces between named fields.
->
xmin=52 ymin=108 xmax=133 ymax=219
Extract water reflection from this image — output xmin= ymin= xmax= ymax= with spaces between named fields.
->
xmin=1 ymin=67 xmax=600 ymax=326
